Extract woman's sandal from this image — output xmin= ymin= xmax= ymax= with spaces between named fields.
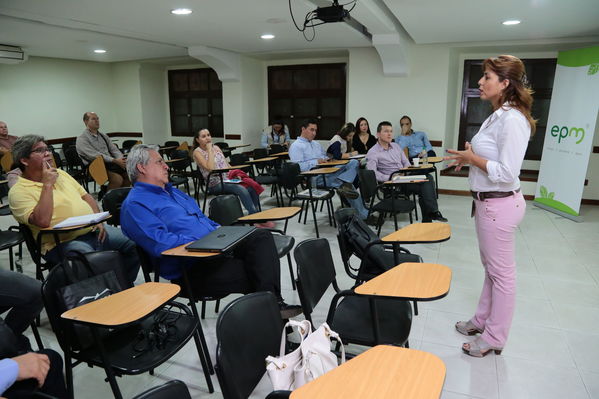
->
xmin=455 ymin=320 xmax=483 ymax=336
xmin=462 ymin=337 xmax=502 ymax=357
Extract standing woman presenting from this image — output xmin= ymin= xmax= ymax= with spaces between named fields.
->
xmin=446 ymin=55 xmax=535 ymax=357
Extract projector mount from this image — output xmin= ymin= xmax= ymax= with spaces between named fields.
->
xmin=289 ymin=0 xmax=357 ymax=41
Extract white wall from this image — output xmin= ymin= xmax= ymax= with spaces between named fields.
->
xmin=111 ymin=62 xmax=143 ymax=133
xmin=0 ymin=56 xmax=117 ymax=139
xmin=139 ymin=64 xmax=168 ymax=145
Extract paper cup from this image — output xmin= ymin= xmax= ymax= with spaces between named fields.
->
xmin=413 ymin=158 xmax=420 ymax=166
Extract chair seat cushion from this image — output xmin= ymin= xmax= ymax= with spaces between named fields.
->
xmin=331 ymin=295 xmax=412 ymax=347
xmin=0 ymin=230 xmax=24 ymax=250
xmin=0 ymin=205 xmax=11 ymax=216
xmin=255 ymin=175 xmax=278 ymax=185
xmin=272 ymin=234 xmax=295 ymax=257
xmin=372 ymin=198 xmax=414 ymax=213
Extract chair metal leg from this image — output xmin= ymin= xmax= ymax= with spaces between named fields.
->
xmin=287 ymin=253 xmax=296 ymax=291
xmin=31 ymin=322 xmax=44 ymax=350
xmin=201 ymin=300 xmax=206 ymax=319
xmin=193 ymin=331 xmax=215 ymax=392
xmin=413 ymin=300 xmax=418 ymax=316
xmin=65 ymin=354 xmax=74 ymax=399
xmin=214 ymin=299 xmax=221 ymax=314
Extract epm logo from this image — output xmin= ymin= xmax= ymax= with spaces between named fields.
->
xmin=551 ymin=125 xmax=585 ymax=144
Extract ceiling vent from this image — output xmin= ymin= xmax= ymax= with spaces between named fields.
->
xmin=0 ymin=45 xmax=28 ymax=64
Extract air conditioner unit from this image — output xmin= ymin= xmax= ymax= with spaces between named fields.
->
xmin=0 ymin=45 xmax=28 ymax=64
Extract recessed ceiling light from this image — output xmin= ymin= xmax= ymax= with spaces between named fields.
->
xmin=94 ymin=49 xmax=106 ymax=54
xmin=502 ymin=20 xmax=521 ymax=25
xmin=171 ymin=8 xmax=192 ymax=15
xmin=261 ymin=34 xmax=275 ymax=40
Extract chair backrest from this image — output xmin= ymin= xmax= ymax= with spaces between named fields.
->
xmin=51 ymin=149 xmax=64 ymax=169
xmin=253 ymin=148 xmax=268 ymax=160
xmin=135 ymin=246 xmax=159 ymax=283
xmin=213 ymin=141 xmax=229 ymax=149
xmin=19 ymin=223 xmax=44 ymax=271
xmin=229 ymin=153 xmax=249 ymax=166
xmin=215 ymin=292 xmax=284 ymax=399
xmin=277 ymin=162 xmax=301 ymax=190
xmin=269 ymin=144 xmax=284 ymax=154
xmin=294 ymin=238 xmax=337 ymax=320
xmin=0 ymin=151 xmax=13 ymax=173
xmin=88 ymin=155 xmax=108 ymax=186
xmin=208 ymin=195 xmax=243 ymax=226
xmin=164 ymin=140 xmax=179 ymax=147
xmin=132 ymin=380 xmax=192 ymax=399
xmin=102 ymin=187 xmax=132 ymax=226
xmin=122 ymin=140 xmax=139 ymax=152
xmin=357 ymin=168 xmax=378 ymax=203
xmin=169 ymin=150 xmax=191 ymax=171
xmin=64 ymin=147 xmax=84 ymax=169
xmin=61 ymin=140 xmax=76 ymax=154
xmin=333 ymin=208 xmax=360 ymax=280
xmin=41 ymin=250 xmax=130 ymax=352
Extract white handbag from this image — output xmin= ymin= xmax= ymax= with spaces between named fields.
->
xmin=266 ymin=320 xmax=310 ymax=391
xmin=265 ymin=320 xmax=345 ymax=391
xmin=293 ymin=322 xmax=345 ymax=388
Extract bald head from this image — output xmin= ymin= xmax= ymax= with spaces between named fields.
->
xmin=83 ymin=112 xmax=100 ymax=132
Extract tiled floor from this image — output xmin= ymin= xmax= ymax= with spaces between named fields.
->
xmin=1 ymin=193 xmax=598 ymax=398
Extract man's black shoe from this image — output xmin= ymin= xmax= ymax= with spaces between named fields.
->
xmin=337 ymin=183 xmax=359 ymax=200
xmin=278 ymin=301 xmax=302 ymax=319
xmin=430 ymin=211 xmax=448 ymax=222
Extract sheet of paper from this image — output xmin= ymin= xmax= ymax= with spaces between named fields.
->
xmin=53 ymin=211 xmax=110 ymax=229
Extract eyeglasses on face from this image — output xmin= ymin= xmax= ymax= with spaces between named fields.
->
xmin=30 ymin=146 xmax=50 ymax=154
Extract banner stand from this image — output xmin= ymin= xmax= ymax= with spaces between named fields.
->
xmin=533 ymin=202 xmax=583 ymax=223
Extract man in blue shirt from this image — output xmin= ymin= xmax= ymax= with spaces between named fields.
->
xmin=395 ymin=116 xmax=436 ymax=160
xmin=289 ymin=119 xmax=374 ymax=223
xmin=120 ymin=145 xmax=300 ymax=318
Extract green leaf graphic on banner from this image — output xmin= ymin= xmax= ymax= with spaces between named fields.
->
xmin=540 ymin=186 xmax=548 ymax=198
xmin=548 ymin=192 xmax=555 ymax=199
xmin=589 ymin=64 xmax=599 ymax=75
xmin=534 ymin=198 xmax=579 ymax=216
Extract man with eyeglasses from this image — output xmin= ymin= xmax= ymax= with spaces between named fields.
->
xmin=8 ymin=135 xmax=140 ymax=284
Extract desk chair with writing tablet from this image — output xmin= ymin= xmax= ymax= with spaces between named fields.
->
xmin=208 ymin=194 xmax=298 ymax=290
xmin=215 ymin=292 xmax=291 ymax=399
xmin=358 ymin=168 xmax=415 ymax=235
xmin=294 ymin=238 xmax=412 ymax=351
xmin=42 ymin=251 xmax=214 ymax=398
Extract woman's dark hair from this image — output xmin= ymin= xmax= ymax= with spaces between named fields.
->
xmin=193 ymin=128 xmax=209 ymax=149
xmin=482 ymin=55 xmax=536 ymax=135
xmin=270 ymin=119 xmax=285 ymax=139
xmin=337 ymin=122 xmax=355 ymax=152
xmin=355 ymin=117 xmax=371 ymax=135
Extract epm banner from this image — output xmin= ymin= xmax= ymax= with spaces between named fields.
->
xmin=535 ymin=46 xmax=599 ymax=221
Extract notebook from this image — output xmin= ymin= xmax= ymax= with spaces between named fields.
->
xmin=185 ymin=226 xmax=256 ymax=253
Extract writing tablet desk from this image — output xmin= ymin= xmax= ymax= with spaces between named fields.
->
xmin=290 ymin=345 xmax=446 ymax=399
xmin=41 ymin=214 xmax=112 ymax=257
xmin=237 ymin=206 xmax=301 ymax=233
xmin=355 ymin=262 xmax=451 ymax=302
xmin=316 ymin=159 xmax=349 ymax=167
xmin=227 ymin=144 xmax=251 ymax=150
xmin=269 ymin=151 xmax=288 ymax=157
xmin=382 ymin=222 xmax=451 ymax=265
xmin=300 ymin=167 xmax=339 ymax=238
xmin=61 ymin=282 xmax=180 ymax=327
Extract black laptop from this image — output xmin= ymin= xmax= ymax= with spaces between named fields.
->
xmin=185 ymin=226 xmax=256 ymax=253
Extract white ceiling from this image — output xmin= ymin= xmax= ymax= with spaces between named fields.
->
xmin=0 ymin=0 xmax=598 ymax=63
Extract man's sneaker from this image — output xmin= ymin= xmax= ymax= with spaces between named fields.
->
xmin=278 ymin=301 xmax=302 ymax=319
xmin=337 ymin=183 xmax=359 ymax=200
xmin=430 ymin=211 xmax=448 ymax=222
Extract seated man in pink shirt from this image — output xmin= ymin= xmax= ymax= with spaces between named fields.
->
xmin=366 ymin=121 xmax=447 ymax=223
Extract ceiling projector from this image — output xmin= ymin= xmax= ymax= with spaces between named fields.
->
xmin=289 ymin=0 xmax=356 ymax=41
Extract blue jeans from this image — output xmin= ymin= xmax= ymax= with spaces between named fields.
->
xmin=313 ymin=160 xmax=369 ymax=219
xmin=209 ymin=183 xmax=260 ymax=214
xmin=45 ymin=224 xmax=140 ymax=284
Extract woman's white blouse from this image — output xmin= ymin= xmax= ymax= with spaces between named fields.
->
xmin=469 ymin=103 xmax=531 ymax=192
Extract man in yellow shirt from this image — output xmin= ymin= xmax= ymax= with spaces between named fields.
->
xmin=9 ymin=135 xmax=139 ymax=283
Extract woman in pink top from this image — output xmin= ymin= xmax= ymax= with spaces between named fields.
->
xmin=446 ymin=55 xmax=535 ymax=357
xmin=193 ymin=128 xmax=263 ymax=215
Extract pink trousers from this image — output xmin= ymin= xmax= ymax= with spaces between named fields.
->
xmin=471 ymin=192 xmax=526 ymax=348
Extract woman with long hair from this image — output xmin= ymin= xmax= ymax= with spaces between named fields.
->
xmin=352 ymin=117 xmax=377 ymax=154
xmin=446 ymin=55 xmax=535 ymax=357
xmin=193 ymin=129 xmax=269 ymax=223
xmin=327 ymin=122 xmax=358 ymax=160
